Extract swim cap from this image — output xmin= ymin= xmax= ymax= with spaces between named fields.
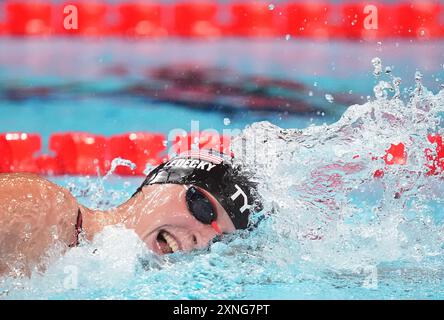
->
xmin=134 ymin=151 xmax=262 ymax=230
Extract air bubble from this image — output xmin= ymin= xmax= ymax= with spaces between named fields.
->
xmin=325 ymin=94 xmax=334 ymax=103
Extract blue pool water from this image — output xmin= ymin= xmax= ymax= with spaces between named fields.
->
xmin=1 ymin=38 xmax=444 ymax=299
xmin=1 ymin=38 xmax=443 ymax=141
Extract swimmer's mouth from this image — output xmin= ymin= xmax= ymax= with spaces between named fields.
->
xmin=156 ymin=230 xmax=181 ymax=254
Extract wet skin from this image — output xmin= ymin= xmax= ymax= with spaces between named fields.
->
xmin=0 ymin=173 xmax=235 ymax=277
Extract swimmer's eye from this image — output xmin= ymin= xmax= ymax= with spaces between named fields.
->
xmin=185 ymin=186 xmax=217 ymax=225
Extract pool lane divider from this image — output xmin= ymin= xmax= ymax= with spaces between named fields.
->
xmin=0 ymin=132 xmax=231 ymax=176
xmin=0 ymin=1 xmax=443 ymax=39
xmin=0 ymin=132 xmax=442 ymax=177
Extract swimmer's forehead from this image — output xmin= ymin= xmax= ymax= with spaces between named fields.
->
xmin=139 ymin=183 xmax=223 ymax=209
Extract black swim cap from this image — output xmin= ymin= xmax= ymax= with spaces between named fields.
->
xmin=134 ymin=151 xmax=262 ymax=230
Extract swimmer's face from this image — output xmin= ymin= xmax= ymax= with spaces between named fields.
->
xmin=127 ymin=184 xmax=236 ymax=255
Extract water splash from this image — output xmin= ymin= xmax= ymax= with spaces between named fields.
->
xmin=105 ymin=158 xmax=137 ymax=180
xmin=231 ymin=63 xmax=444 ymax=275
xmin=66 ymin=157 xmax=137 ymax=210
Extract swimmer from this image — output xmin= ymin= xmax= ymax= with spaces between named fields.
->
xmin=0 ymin=151 xmax=261 ymax=277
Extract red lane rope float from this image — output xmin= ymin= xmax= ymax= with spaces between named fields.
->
xmin=5 ymin=1 xmax=53 ymax=36
xmin=0 ymin=22 xmax=6 ymax=36
xmin=286 ymin=2 xmax=332 ymax=39
xmin=35 ymin=154 xmax=62 ymax=176
xmin=341 ymin=3 xmax=396 ymax=40
xmin=372 ymin=142 xmax=408 ymax=178
xmin=229 ymin=2 xmax=280 ymax=37
xmin=49 ymin=133 xmax=108 ymax=175
xmin=0 ymin=133 xmax=41 ymax=173
xmin=116 ymin=2 xmax=167 ymax=37
xmin=1 ymin=1 xmax=444 ymax=39
xmin=0 ymin=137 xmax=12 ymax=173
xmin=0 ymin=131 xmax=232 ymax=176
xmin=173 ymin=2 xmax=221 ymax=37
xmin=171 ymin=132 xmax=232 ymax=156
xmin=425 ymin=134 xmax=444 ymax=176
xmin=395 ymin=1 xmax=443 ymax=39
xmin=108 ymin=133 xmax=166 ymax=175
xmin=373 ymin=135 xmax=444 ymax=178
xmin=383 ymin=142 xmax=407 ymax=166
xmin=55 ymin=1 xmax=108 ymax=36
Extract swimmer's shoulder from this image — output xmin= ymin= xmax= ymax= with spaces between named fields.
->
xmin=0 ymin=172 xmax=64 ymax=194
xmin=0 ymin=173 xmax=80 ymax=277
xmin=0 ymin=173 xmax=79 ymax=212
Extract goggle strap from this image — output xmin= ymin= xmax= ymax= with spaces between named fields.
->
xmin=211 ymin=221 xmax=222 ymax=235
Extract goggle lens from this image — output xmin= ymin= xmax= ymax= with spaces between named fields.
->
xmin=186 ymin=186 xmax=221 ymax=234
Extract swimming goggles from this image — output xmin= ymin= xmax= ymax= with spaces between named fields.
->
xmin=185 ymin=186 xmax=222 ymax=234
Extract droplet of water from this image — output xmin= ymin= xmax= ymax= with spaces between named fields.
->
xmin=285 ymin=34 xmax=291 ymax=41
xmin=268 ymin=4 xmax=275 ymax=11
xmin=392 ymin=76 xmax=401 ymax=99
xmin=373 ymin=80 xmax=392 ymax=99
xmin=308 ymin=90 xmax=313 ymax=97
xmin=224 ymin=118 xmax=231 ymax=126
xmin=371 ymin=57 xmax=382 ymax=77
xmin=325 ymin=94 xmax=334 ymax=103
xmin=414 ymin=70 xmax=423 ymax=94
xmin=415 ymin=71 xmax=423 ymax=82
xmin=376 ymin=42 xmax=383 ymax=52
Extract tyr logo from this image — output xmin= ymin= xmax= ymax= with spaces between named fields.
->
xmin=230 ymin=184 xmax=251 ymax=213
